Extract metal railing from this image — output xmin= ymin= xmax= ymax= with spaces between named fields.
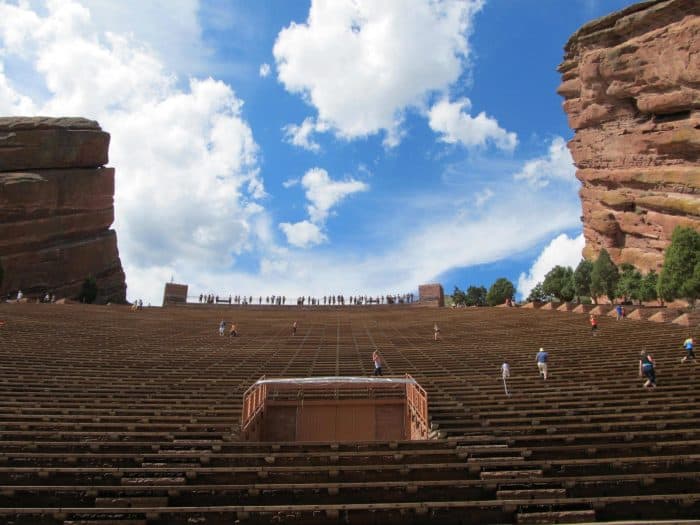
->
xmin=241 ymin=374 xmax=429 ymax=440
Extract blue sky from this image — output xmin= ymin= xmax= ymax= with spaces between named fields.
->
xmin=0 ymin=0 xmax=641 ymax=304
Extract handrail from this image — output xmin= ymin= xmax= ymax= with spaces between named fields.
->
xmin=405 ymin=373 xmax=429 ymax=438
xmin=241 ymin=375 xmax=266 ymax=432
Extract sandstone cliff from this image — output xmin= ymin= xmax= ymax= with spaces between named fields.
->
xmin=559 ymin=0 xmax=700 ymax=272
xmin=0 ymin=117 xmax=127 ymax=302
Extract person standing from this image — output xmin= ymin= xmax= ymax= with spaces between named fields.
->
xmin=291 ymin=321 xmax=297 ymax=336
xmin=372 ymin=350 xmax=383 ymax=376
xmin=682 ymin=336 xmax=696 ymax=363
xmin=218 ymin=320 xmax=226 ymax=336
xmin=639 ymin=350 xmax=656 ymax=388
xmin=433 ymin=323 xmax=440 ymax=342
xmin=615 ymin=304 xmax=623 ymax=321
xmin=536 ymin=348 xmax=549 ymax=380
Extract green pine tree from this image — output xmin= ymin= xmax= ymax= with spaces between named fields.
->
xmin=542 ymin=265 xmax=575 ymax=302
xmin=465 ymin=286 xmax=487 ymax=306
xmin=487 ymin=278 xmax=516 ymax=306
xmin=527 ymin=282 xmax=548 ymax=302
xmin=78 ymin=276 xmax=98 ymax=304
xmin=637 ymin=270 xmax=658 ymax=305
xmin=573 ymin=259 xmax=593 ymax=303
xmin=658 ymin=227 xmax=700 ymax=306
xmin=590 ymin=249 xmax=619 ymax=303
xmin=616 ymin=263 xmax=642 ymax=303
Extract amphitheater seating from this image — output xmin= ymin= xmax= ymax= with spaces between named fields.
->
xmin=0 ymin=302 xmax=699 ymax=524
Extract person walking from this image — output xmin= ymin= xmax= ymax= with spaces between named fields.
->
xmin=291 ymin=321 xmax=297 ymax=336
xmin=536 ymin=348 xmax=549 ymax=380
xmin=372 ymin=350 xmax=383 ymax=376
xmin=433 ymin=323 xmax=440 ymax=342
xmin=639 ymin=350 xmax=656 ymax=388
xmin=590 ymin=314 xmax=598 ymax=335
xmin=682 ymin=336 xmax=696 ymax=363
xmin=218 ymin=320 xmax=226 ymax=336
xmin=501 ymin=360 xmax=511 ymax=396
xmin=229 ymin=322 xmax=238 ymax=337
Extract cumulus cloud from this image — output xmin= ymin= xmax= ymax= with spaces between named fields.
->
xmin=279 ymin=168 xmax=368 ymax=247
xmin=514 ymin=136 xmax=576 ymax=187
xmin=259 ymin=62 xmax=271 ymax=77
xmin=273 ymin=0 xmax=484 ymax=145
xmin=279 ymin=220 xmax=327 ymax=249
xmin=282 ymin=117 xmax=328 ymax=153
xmin=0 ymin=0 xmax=265 ymax=301
xmin=517 ymin=233 xmax=585 ymax=300
xmin=428 ymin=97 xmax=517 ymax=150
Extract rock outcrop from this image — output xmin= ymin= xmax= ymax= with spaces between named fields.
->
xmin=0 ymin=117 xmax=126 ymax=302
xmin=559 ymin=0 xmax=700 ymax=272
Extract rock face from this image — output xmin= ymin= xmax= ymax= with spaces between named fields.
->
xmin=559 ymin=0 xmax=700 ymax=272
xmin=0 ymin=117 xmax=127 ymax=302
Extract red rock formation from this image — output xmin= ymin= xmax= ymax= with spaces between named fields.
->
xmin=0 ymin=117 xmax=126 ymax=302
xmin=559 ymin=0 xmax=700 ymax=272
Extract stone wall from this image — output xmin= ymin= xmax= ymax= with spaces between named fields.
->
xmin=418 ymin=283 xmax=444 ymax=307
xmin=0 ymin=117 xmax=127 ymax=302
xmin=162 ymin=283 xmax=188 ymax=307
xmin=558 ymin=0 xmax=700 ymax=271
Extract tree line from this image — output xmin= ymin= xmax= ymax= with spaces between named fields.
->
xmin=528 ymin=226 xmax=700 ymax=306
xmin=451 ymin=226 xmax=700 ymax=307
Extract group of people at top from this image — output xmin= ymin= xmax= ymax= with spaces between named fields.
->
xmin=199 ymin=293 xmax=415 ymax=307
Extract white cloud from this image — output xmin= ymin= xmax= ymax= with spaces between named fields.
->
xmin=474 ymin=188 xmax=494 ymax=207
xmin=428 ymin=97 xmax=517 ymax=150
xmin=273 ymin=0 xmax=484 ymax=145
xmin=514 ymin=136 xmax=576 ymax=187
xmin=301 ymin=167 xmax=368 ymax=223
xmin=0 ymin=0 xmax=266 ymax=303
xmin=517 ymin=233 xmax=585 ymax=300
xmin=279 ymin=220 xmax=327 ymax=248
xmin=282 ymin=117 xmax=327 ymax=153
xmin=282 ymin=178 xmax=299 ymax=188
xmin=259 ymin=62 xmax=271 ymax=77
xmin=279 ymin=168 xmax=368 ymax=247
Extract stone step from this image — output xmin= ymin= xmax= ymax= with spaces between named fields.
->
xmin=141 ymin=462 xmax=200 ymax=468
xmin=64 ymin=521 xmax=147 ymax=525
xmin=94 ymin=497 xmax=168 ymax=508
xmin=469 ymin=456 xmax=524 ymax=463
xmin=516 ymin=510 xmax=596 ymax=524
xmin=497 ymin=488 xmax=567 ymax=499
xmin=480 ymin=470 xmax=543 ymax=480
xmin=457 ymin=444 xmax=509 ymax=450
xmin=120 ymin=476 xmax=185 ymax=486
